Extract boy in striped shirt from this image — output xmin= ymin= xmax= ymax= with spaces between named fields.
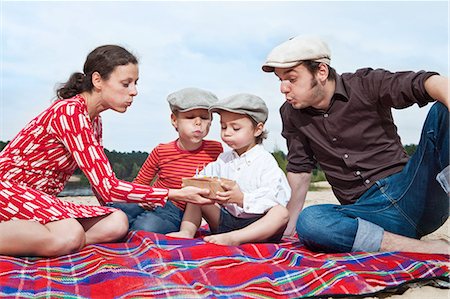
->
xmin=110 ymin=88 xmax=223 ymax=233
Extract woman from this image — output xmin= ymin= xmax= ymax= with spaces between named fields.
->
xmin=0 ymin=45 xmax=212 ymax=257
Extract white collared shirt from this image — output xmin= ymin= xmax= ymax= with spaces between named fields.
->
xmin=200 ymin=144 xmax=291 ymax=218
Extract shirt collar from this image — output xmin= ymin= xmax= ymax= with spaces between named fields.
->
xmin=333 ymin=73 xmax=349 ymax=102
xmin=302 ymin=74 xmax=348 ymax=115
xmin=232 ymin=144 xmax=263 ymax=164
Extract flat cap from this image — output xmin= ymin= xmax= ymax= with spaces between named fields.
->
xmin=210 ymin=93 xmax=268 ymax=124
xmin=262 ymin=35 xmax=331 ymax=72
xmin=167 ymin=87 xmax=218 ymax=112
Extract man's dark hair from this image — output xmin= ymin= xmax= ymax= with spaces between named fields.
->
xmin=302 ymin=61 xmax=337 ymax=81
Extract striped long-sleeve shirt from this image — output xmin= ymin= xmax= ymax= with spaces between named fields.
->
xmin=134 ymin=140 xmax=223 ymax=210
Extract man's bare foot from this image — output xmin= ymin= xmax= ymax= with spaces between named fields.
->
xmin=166 ymin=231 xmax=194 ymax=239
xmin=204 ymin=232 xmax=242 ymax=246
xmin=381 ymin=231 xmax=450 ymax=254
xmin=421 ymin=239 xmax=450 ymax=255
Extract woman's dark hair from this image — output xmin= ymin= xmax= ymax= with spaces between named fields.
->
xmin=56 ymin=45 xmax=138 ymax=99
xmin=302 ymin=60 xmax=337 ymax=81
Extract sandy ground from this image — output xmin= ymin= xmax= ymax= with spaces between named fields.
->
xmin=61 ymin=182 xmax=449 ymax=299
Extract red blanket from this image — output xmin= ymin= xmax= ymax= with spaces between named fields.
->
xmin=0 ymin=231 xmax=448 ymax=298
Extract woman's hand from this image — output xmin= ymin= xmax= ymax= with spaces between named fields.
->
xmin=215 ymin=182 xmax=243 ymax=207
xmin=168 ymin=186 xmax=214 ymax=205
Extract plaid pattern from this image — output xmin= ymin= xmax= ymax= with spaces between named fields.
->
xmin=0 ymin=230 xmax=448 ymax=298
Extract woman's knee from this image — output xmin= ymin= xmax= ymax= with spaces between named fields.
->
xmin=103 ymin=211 xmax=129 ymax=241
xmin=42 ymin=222 xmax=86 ymax=256
xmin=114 ymin=210 xmax=129 ymax=237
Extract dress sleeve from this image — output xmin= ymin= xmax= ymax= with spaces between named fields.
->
xmin=133 ymin=146 xmax=159 ymax=185
xmin=50 ymin=102 xmax=168 ymax=205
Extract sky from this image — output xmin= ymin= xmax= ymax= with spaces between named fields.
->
xmin=1 ymin=1 xmax=448 ymax=154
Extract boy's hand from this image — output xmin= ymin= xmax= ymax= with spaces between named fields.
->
xmin=215 ymin=182 xmax=243 ymax=207
xmin=139 ymin=202 xmax=156 ymax=210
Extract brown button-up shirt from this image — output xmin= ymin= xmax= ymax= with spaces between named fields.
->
xmin=281 ymin=68 xmax=437 ymax=204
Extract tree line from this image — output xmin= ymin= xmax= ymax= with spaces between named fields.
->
xmin=0 ymin=140 xmax=147 ymax=185
xmin=0 ymin=140 xmax=417 ymax=185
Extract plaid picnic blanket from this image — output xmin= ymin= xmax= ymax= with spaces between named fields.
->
xmin=0 ymin=230 xmax=448 ymax=298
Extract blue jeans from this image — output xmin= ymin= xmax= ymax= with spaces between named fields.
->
xmin=297 ymin=102 xmax=449 ymax=252
xmin=108 ymin=200 xmax=184 ymax=234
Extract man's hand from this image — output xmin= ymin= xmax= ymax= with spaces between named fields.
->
xmin=283 ymin=172 xmax=312 ymax=237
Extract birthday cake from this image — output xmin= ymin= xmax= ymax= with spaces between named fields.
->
xmin=182 ymin=177 xmax=236 ymax=199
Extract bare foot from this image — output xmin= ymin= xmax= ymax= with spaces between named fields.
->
xmin=422 ymin=239 xmax=450 ymax=255
xmin=204 ymin=232 xmax=242 ymax=246
xmin=381 ymin=231 xmax=450 ymax=254
xmin=166 ymin=231 xmax=194 ymax=239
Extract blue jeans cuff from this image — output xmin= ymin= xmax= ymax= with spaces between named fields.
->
xmin=351 ymin=218 xmax=384 ymax=252
xmin=436 ymin=165 xmax=450 ymax=193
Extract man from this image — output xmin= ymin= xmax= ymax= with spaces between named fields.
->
xmin=262 ymin=35 xmax=449 ymax=254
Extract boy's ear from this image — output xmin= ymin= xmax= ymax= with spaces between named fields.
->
xmin=254 ymin=122 xmax=264 ymax=137
xmin=170 ymin=113 xmax=178 ymax=130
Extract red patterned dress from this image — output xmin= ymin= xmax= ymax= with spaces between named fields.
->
xmin=0 ymin=95 xmax=168 ymax=224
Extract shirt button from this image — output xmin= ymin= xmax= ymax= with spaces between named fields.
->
xmin=324 ymin=113 xmax=329 ymax=118
xmin=365 ymin=179 xmax=370 ymax=184
xmin=356 ymin=171 xmax=361 ymax=175
xmin=332 ymin=137 xmax=337 ymax=142
xmin=344 ymin=154 xmax=349 ymax=159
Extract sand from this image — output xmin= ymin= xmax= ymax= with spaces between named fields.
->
xmin=61 ymin=182 xmax=449 ymax=298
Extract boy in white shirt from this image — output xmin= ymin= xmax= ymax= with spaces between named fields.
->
xmin=168 ymin=94 xmax=291 ymax=246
